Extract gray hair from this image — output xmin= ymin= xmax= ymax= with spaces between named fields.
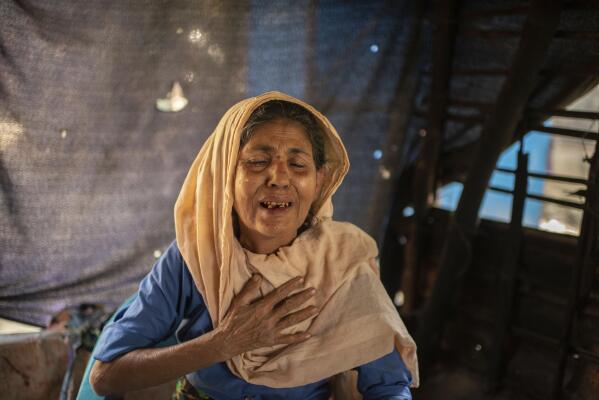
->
xmin=240 ymin=100 xmax=326 ymax=169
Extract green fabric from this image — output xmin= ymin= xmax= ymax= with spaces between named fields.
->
xmin=172 ymin=377 xmax=213 ymax=400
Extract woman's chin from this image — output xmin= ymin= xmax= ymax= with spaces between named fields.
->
xmin=256 ymin=209 xmax=301 ymax=232
xmin=252 ymin=223 xmax=302 ymax=247
xmin=259 ymin=225 xmax=297 ymax=240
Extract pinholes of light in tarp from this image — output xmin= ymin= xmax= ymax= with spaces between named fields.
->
xmin=188 ymin=29 xmax=207 ymax=47
xmin=379 ymin=166 xmax=391 ymax=180
xmin=156 ymin=82 xmax=188 ymax=113
xmin=393 ymin=290 xmax=404 ymax=306
xmin=208 ymin=44 xmax=225 ymax=64
xmin=370 ymin=44 xmax=379 ymax=53
xmin=185 ymin=71 xmax=195 ymax=83
xmin=187 ymin=28 xmax=224 ymax=64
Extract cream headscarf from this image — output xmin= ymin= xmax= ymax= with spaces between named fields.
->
xmin=174 ymin=91 xmax=419 ymax=388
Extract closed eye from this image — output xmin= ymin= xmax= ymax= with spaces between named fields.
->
xmin=246 ymin=159 xmax=268 ymax=166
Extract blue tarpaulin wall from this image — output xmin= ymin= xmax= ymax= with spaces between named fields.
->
xmin=0 ymin=0 xmax=420 ymax=325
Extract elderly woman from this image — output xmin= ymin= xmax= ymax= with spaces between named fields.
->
xmin=89 ymin=92 xmax=418 ymax=399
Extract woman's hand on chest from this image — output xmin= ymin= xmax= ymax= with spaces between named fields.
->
xmin=213 ymin=274 xmax=319 ymax=359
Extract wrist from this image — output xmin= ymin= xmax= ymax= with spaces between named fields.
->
xmin=201 ymin=326 xmax=234 ymax=363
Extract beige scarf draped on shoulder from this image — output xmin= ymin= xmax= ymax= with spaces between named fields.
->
xmin=174 ymin=91 xmax=419 ymax=388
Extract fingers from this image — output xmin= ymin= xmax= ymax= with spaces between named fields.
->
xmin=232 ymin=274 xmax=262 ymax=307
xmin=261 ymin=276 xmax=304 ymax=306
xmin=273 ymin=287 xmax=316 ymax=318
xmin=276 ymin=305 xmax=319 ymax=330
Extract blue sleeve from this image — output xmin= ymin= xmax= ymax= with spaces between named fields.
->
xmin=355 ymin=349 xmax=413 ymax=400
xmin=93 ymin=240 xmax=196 ymax=362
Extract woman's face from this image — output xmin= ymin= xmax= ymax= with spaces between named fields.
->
xmin=233 ymin=118 xmax=324 ymax=253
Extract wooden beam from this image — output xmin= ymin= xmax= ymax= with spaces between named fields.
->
xmin=572 ymin=346 xmax=599 ymax=365
xmin=488 ymin=186 xmax=585 ymax=209
xmin=527 ymin=193 xmax=584 ymax=209
xmin=414 ymin=109 xmax=486 ymax=124
xmin=529 ymin=125 xmax=599 ymax=140
xmin=415 ymin=0 xmax=563 ymax=372
xmin=460 ymin=28 xmax=522 ymax=39
xmin=489 ymin=145 xmax=528 ymax=386
xmin=554 ymin=138 xmax=599 ymax=398
xmin=528 ymin=108 xmax=599 ymax=120
xmin=405 ymin=0 xmax=459 ymax=312
xmin=449 ymin=98 xmax=495 ymax=110
xmin=512 ymin=325 xmax=560 ymax=346
xmin=376 ymin=2 xmax=431 ymax=326
xmin=495 ymin=167 xmax=588 ymax=185
xmin=555 ymin=30 xmax=599 ymax=39
xmin=461 ymin=5 xmax=530 ymax=18
xmin=540 ymin=65 xmax=599 ymax=77
xmin=453 ymin=68 xmax=510 ymax=76
xmin=368 ymin=1 xmax=428 ymax=242
xmin=446 ymin=114 xmax=486 ymax=124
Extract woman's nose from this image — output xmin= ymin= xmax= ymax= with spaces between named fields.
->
xmin=267 ymin=161 xmax=290 ymax=187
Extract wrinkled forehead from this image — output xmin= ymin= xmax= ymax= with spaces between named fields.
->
xmin=239 ymin=118 xmax=312 ymax=149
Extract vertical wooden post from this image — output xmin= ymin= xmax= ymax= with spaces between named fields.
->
xmin=489 ymin=136 xmax=528 ymax=387
xmin=368 ymin=1 xmax=427 ymax=243
xmin=401 ymin=0 xmax=459 ymax=312
xmin=553 ymin=139 xmax=599 ymax=398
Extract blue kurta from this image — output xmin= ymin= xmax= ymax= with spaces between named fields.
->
xmin=94 ymin=241 xmax=412 ymax=400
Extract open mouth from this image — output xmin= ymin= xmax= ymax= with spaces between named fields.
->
xmin=260 ymin=201 xmax=292 ymax=209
